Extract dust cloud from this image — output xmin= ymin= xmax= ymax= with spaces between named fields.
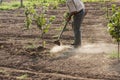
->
xmin=50 ymin=43 xmax=117 ymax=54
xmin=75 ymin=43 xmax=117 ymax=54
xmin=50 ymin=45 xmax=73 ymax=53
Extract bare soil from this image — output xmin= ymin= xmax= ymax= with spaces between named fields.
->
xmin=0 ymin=1 xmax=120 ymax=80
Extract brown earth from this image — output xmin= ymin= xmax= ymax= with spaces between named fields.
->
xmin=0 ymin=1 xmax=120 ymax=80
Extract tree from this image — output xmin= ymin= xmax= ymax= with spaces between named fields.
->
xmin=107 ymin=4 xmax=120 ymax=61
xmin=24 ymin=5 xmax=56 ymax=48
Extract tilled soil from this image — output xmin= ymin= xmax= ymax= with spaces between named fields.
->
xmin=0 ymin=1 xmax=120 ymax=80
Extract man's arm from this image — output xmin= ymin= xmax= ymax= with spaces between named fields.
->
xmin=67 ymin=9 xmax=88 ymax=22
xmin=67 ymin=11 xmax=77 ymax=22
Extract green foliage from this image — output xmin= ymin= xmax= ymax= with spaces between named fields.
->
xmin=0 ymin=0 xmax=66 ymax=10
xmin=24 ymin=6 xmax=36 ymax=29
xmin=17 ymin=74 xmax=28 ymax=79
xmin=58 ymin=0 xmax=66 ymax=4
xmin=24 ymin=5 xmax=56 ymax=47
xmin=49 ymin=16 xmax=56 ymax=22
xmin=25 ymin=16 xmax=32 ymax=29
xmin=63 ymin=12 xmax=69 ymax=20
xmin=0 ymin=0 xmax=117 ymax=10
xmin=25 ymin=43 xmax=37 ymax=50
xmin=35 ymin=12 xmax=56 ymax=39
xmin=0 ymin=2 xmax=20 ymax=10
xmin=52 ymin=1 xmax=59 ymax=9
xmin=107 ymin=4 xmax=120 ymax=42
xmin=0 ymin=1 xmax=41 ymax=10
xmin=109 ymin=51 xmax=118 ymax=59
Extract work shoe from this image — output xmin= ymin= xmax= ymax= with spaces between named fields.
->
xmin=71 ymin=43 xmax=80 ymax=48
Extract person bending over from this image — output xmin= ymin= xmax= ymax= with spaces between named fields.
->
xmin=66 ymin=0 xmax=87 ymax=48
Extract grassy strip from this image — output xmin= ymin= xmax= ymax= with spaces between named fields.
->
xmin=0 ymin=2 xmax=20 ymax=10
xmin=0 ymin=0 xmax=63 ymax=10
xmin=0 ymin=1 xmax=41 ymax=10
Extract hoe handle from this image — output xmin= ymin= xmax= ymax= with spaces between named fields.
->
xmin=58 ymin=21 xmax=69 ymax=40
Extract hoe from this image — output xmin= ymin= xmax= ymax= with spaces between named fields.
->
xmin=54 ymin=21 xmax=69 ymax=46
xmin=54 ymin=10 xmax=88 ymax=46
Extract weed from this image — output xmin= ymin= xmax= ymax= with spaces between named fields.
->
xmin=58 ymin=0 xmax=66 ymax=4
xmin=17 ymin=74 xmax=28 ymax=79
xmin=109 ymin=51 xmax=118 ymax=59
xmin=25 ymin=44 xmax=37 ymax=50
xmin=52 ymin=1 xmax=59 ymax=9
xmin=0 ymin=69 xmax=5 ymax=73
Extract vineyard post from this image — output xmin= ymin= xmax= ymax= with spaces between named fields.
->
xmin=106 ymin=4 xmax=109 ymax=19
xmin=117 ymin=14 xmax=120 ymax=61
xmin=104 ymin=0 xmax=109 ymax=19
xmin=20 ymin=0 xmax=23 ymax=7
xmin=118 ymin=41 xmax=119 ymax=61
xmin=118 ymin=19 xmax=120 ymax=61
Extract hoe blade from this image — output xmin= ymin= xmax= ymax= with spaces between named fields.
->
xmin=54 ymin=40 xmax=61 ymax=46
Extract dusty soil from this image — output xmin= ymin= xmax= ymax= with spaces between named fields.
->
xmin=0 ymin=1 xmax=120 ymax=80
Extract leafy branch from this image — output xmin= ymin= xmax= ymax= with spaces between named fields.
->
xmin=107 ymin=4 xmax=120 ymax=61
xmin=24 ymin=5 xmax=56 ymax=48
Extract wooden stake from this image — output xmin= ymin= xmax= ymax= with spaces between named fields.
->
xmin=20 ymin=0 xmax=23 ymax=7
xmin=118 ymin=41 xmax=120 ymax=61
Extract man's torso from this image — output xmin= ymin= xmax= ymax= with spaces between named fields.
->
xmin=66 ymin=0 xmax=85 ymax=13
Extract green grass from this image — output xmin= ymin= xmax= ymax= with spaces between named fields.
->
xmin=109 ymin=51 xmax=119 ymax=59
xmin=17 ymin=74 xmax=28 ymax=79
xmin=0 ymin=0 xmax=63 ymax=10
xmin=0 ymin=1 xmax=41 ymax=10
xmin=0 ymin=2 xmax=19 ymax=10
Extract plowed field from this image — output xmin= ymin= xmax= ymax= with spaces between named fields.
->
xmin=0 ymin=1 xmax=120 ymax=80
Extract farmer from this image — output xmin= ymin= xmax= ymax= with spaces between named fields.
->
xmin=66 ymin=0 xmax=86 ymax=48
xmin=0 ymin=0 xmax=2 ymax=4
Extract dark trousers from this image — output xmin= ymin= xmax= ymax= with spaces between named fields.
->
xmin=72 ymin=9 xmax=85 ymax=46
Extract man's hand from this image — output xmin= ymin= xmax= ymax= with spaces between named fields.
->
xmin=66 ymin=15 xmax=71 ymax=22
xmin=66 ymin=12 xmax=75 ymax=22
xmin=65 ymin=11 xmax=79 ymax=22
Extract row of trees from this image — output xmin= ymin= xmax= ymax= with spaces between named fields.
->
xmin=0 ymin=0 xmax=23 ymax=7
xmin=24 ymin=2 xmax=56 ymax=48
